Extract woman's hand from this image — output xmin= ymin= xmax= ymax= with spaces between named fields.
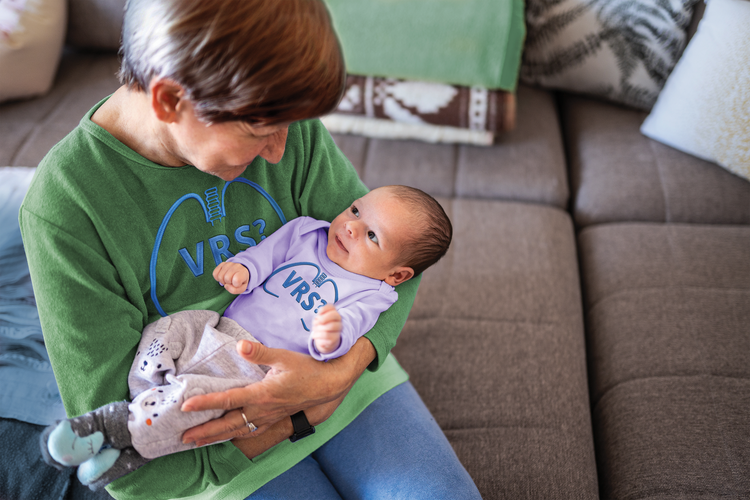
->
xmin=229 ymin=393 xmax=347 ymax=459
xmin=179 ymin=336 xmax=376 ymax=448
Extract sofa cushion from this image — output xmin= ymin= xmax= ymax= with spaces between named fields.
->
xmin=332 ymin=85 xmax=569 ymax=208
xmin=594 ymin=378 xmax=750 ymax=500
xmin=579 ymin=223 xmax=750 ymax=499
xmin=562 ymin=94 xmax=750 ymax=227
xmin=0 ymin=52 xmax=121 ymax=167
xmin=394 ymin=199 xmax=598 ymax=499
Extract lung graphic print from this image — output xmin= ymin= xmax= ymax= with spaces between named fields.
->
xmin=262 ymin=263 xmax=339 ymax=332
xmin=150 ymin=178 xmax=286 ymax=317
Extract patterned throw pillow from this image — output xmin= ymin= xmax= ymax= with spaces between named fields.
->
xmin=641 ymin=0 xmax=750 ymax=182
xmin=521 ymin=0 xmax=700 ymax=110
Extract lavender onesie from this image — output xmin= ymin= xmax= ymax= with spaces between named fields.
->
xmin=125 ymin=216 xmax=398 ymax=459
xmin=223 ymin=216 xmax=398 ymax=360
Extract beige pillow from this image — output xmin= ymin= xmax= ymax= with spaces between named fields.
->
xmin=0 ymin=0 xmax=66 ymax=103
xmin=641 ymin=0 xmax=750 ymax=182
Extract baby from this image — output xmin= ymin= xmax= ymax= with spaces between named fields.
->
xmin=41 ymin=185 xmax=452 ymax=489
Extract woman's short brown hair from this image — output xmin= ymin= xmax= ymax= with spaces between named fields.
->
xmin=118 ymin=0 xmax=346 ymax=125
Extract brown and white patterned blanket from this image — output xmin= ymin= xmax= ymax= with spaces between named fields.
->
xmin=332 ymin=75 xmax=516 ymax=137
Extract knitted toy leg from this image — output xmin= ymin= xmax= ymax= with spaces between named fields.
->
xmin=42 ymin=401 xmax=132 ymax=468
xmin=79 ymin=447 xmax=150 ymax=491
xmin=40 ymin=401 xmax=150 ymax=489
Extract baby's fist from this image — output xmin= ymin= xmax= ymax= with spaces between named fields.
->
xmin=311 ymin=304 xmax=342 ymax=354
xmin=213 ymin=262 xmax=250 ymax=294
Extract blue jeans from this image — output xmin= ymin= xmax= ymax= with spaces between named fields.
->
xmin=249 ymin=381 xmax=481 ymax=500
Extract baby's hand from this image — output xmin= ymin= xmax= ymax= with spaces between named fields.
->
xmin=213 ymin=262 xmax=250 ymax=294
xmin=311 ymin=304 xmax=342 ymax=354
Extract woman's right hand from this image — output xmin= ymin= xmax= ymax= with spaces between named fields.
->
xmin=213 ymin=262 xmax=250 ymax=294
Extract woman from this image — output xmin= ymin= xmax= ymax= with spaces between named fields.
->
xmin=21 ymin=0 xmax=481 ymax=498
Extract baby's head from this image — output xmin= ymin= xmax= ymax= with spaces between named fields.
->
xmin=326 ymin=185 xmax=452 ymax=286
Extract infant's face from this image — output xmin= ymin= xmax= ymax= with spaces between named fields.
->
xmin=326 ymin=188 xmax=413 ymax=284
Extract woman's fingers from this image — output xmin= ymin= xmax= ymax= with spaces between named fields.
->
xmin=235 ymin=338 xmax=279 ymax=367
xmin=183 ymin=409 xmax=264 ymax=446
xmin=182 ymin=384 xmax=255 ymax=413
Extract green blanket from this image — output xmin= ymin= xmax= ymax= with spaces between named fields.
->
xmin=324 ymin=0 xmax=526 ymax=92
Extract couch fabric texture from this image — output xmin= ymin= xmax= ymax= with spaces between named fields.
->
xmin=1 ymin=2 xmax=749 ymax=499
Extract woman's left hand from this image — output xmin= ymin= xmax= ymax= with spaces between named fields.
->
xmin=229 ymin=393 xmax=347 ymax=459
xmin=179 ymin=336 xmax=375 ymax=447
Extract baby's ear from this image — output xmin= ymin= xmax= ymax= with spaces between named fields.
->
xmin=385 ymin=267 xmax=414 ymax=287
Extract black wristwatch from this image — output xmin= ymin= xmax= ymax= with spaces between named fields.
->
xmin=289 ymin=411 xmax=316 ymax=442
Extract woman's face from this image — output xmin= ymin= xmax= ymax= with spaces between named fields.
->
xmin=168 ymin=98 xmax=289 ymax=181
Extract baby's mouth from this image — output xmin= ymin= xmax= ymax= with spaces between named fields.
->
xmin=336 ymin=235 xmax=348 ymax=253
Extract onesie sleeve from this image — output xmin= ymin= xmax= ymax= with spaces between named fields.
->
xmin=308 ymin=285 xmax=399 ymax=361
xmin=227 ymin=217 xmax=316 ymax=292
xmin=290 ymin=119 xmax=420 ymax=371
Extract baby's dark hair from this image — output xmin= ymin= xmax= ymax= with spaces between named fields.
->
xmin=386 ymin=185 xmax=452 ymax=277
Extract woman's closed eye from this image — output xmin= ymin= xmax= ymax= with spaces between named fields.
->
xmin=368 ymin=231 xmax=379 ymax=244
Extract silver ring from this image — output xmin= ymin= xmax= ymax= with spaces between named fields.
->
xmin=241 ymin=411 xmax=257 ymax=433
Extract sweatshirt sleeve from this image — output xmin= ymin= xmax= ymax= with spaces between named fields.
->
xmin=291 ymin=120 xmax=420 ymax=370
xmin=18 ymin=207 xmax=143 ymax=417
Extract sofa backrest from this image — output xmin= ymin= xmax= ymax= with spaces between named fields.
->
xmin=66 ymin=0 xmax=125 ymax=51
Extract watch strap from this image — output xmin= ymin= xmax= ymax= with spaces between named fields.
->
xmin=289 ymin=410 xmax=316 ymax=442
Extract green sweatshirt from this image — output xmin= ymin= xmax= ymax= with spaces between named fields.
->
xmin=20 ymin=98 xmax=415 ymax=499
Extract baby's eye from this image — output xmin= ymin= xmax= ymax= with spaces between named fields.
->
xmin=351 ymin=206 xmax=360 ymax=217
xmin=368 ymin=231 xmax=379 ymax=244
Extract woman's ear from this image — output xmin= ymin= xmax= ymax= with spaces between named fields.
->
xmin=384 ymin=267 xmax=415 ymax=287
xmin=149 ymin=79 xmax=184 ymax=123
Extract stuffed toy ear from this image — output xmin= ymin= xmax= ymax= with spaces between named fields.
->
xmin=39 ymin=421 xmax=67 ymax=470
xmin=43 ymin=420 xmax=104 ymax=467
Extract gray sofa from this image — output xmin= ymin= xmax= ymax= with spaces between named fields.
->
xmin=1 ymin=2 xmax=748 ymax=499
